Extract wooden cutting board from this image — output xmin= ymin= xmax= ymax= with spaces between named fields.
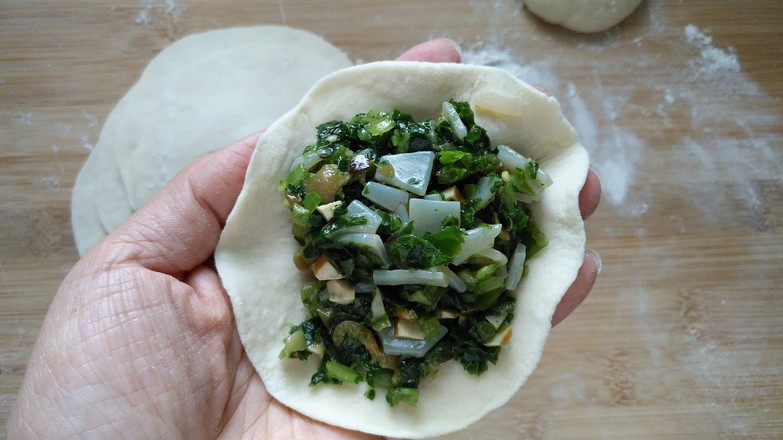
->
xmin=2 ymin=0 xmax=781 ymax=438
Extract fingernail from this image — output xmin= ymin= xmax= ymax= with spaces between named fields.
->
xmin=531 ymin=83 xmax=552 ymax=96
xmin=586 ymin=248 xmax=602 ymax=275
xmin=589 ymin=168 xmax=603 ymax=193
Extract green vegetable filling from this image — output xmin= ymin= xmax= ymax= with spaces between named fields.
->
xmin=278 ymin=100 xmax=551 ymax=406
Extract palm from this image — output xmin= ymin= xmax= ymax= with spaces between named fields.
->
xmin=19 ymin=251 xmax=375 ymax=439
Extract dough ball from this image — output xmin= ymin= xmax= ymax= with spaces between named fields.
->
xmin=523 ymin=0 xmax=644 ymax=33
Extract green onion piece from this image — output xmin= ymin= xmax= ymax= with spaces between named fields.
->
xmin=279 ymin=329 xmax=307 ymax=359
xmin=290 ymin=204 xmax=311 ymax=227
xmin=325 ymin=359 xmax=362 ymax=384
xmin=476 ymin=284 xmax=506 ymax=311
xmin=386 ymin=387 xmax=420 ymax=406
xmin=366 ymin=368 xmax=394 ymax=389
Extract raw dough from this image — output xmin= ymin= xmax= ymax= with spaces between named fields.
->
xmin=524 ymin=0 xmax=644 ymax=33
xmin=71 ymin=26 xmax=352 ymax=255
xmin=215 ymin=62 xmax=588 ymax=438
xmin=70 ymin=143 xmax=113 ymax=255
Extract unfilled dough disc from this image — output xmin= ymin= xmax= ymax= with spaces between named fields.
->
xmin=71 ymin=26 xmax=352 ymax=255
xmin=215 ymin=61 xmax=588 ymax=438
xmin=524 ymin=0 xmax=644 ymax=33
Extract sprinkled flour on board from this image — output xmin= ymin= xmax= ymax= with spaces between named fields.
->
xmin=461 ymin=19 xmax=780 ymax=223
xmin=684 ymin=24 xmax=741 ymax=76
xmin=135 ymin=0 xmax=185 ymax=25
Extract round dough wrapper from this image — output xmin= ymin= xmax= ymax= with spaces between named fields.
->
xmin=215 ymin=62 xmax=588 ymax=438
xmin=524 ymin=0 xmax=644 ymax=33
xmin=71 ymin=26 xmax=352 ymax=255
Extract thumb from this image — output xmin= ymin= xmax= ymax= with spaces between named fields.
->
xmin=101 ymin=131 xmax=262 ymax=275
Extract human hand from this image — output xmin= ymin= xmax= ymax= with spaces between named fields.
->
xmin=8 ymin=39 xmax=600 ymax=440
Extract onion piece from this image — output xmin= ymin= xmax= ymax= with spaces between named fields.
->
xmin=378 ymin=325 xmax=448 ymax=357
xmin=473 ymin=175 xmax=501 ymax=211
xmin=470 ymin=248 xmax=508 ymax=266
xmin=333 ymin=200 xmax=382 ymax=235
xmin=394 ymin=203 xmax=410 ymax=224
xmin=409 ymin=198 xmax=461 ymax=236
xmin=336 ymin=233 xmax=392 ymax=266
xmin=441 ymin=101 xmax=468 ymax=140
xmin=497 ymin=144 xmax=532 ymax=171
xmin=505 ymin=242 xmax=527 ymax=291
xmin=362 ymin=181 xmax=409 ymax=212
xmin=374 ymin=151 xmax=436 ymax=196
xmin=497 ymin=145 xmax=553 ymax=201
xmin=435 ymin=266 xmax=467 ymax=293
xmin=290 ymin=149 xmax=328 ymax=171
xmin=370 ymin=288 xmax=391 ymax=331
xmin=453 ymin=224 xmax=503 ymax=265
xmin=373 ymin=269 xmax=448 ymax=287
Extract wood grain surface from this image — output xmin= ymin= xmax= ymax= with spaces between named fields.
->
xmin=1 ymin=0 xmax=781 ymax=438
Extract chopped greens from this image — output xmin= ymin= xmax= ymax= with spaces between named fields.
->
xmin=278 ymin=100 xmax=552 ymax=406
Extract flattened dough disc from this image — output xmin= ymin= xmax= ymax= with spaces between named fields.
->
xmin=71 ymin=26 xmax=352 ymax=255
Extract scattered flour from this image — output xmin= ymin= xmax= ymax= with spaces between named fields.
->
xmin=277 ymin=0 xmax=288 ymax=24
xmin=135 ymin=0 xmax=185 ymax=25
xmin=684 ymin=24 xmax=741 ymax=76
xmin=17 ymin=112 xmax=33 ymax=126
xmin=81 ymin=111 xmax=99 ymax=128
xmin=81 ymin=133 xmax=95 ymax=152
xmin=36 ymin=176 xmax=61 ymax=188
xmin=54 ymin=122 xmax=73 ymax=134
